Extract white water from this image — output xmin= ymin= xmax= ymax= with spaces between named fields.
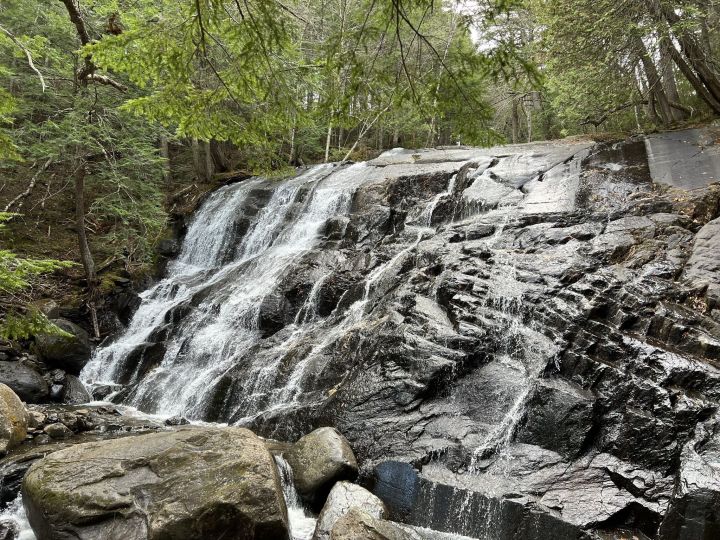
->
xmin=82 ymin=163 xmax=372 ymax=420
xmin=0 ymin=495 xmax=36 ymax=540
xmin=274 ymin=456 xmax=317 ymax=540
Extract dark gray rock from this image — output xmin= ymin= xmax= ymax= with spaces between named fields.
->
xmin=515 ymin=378 xmax=595 ymax=458
xmin=61 ymin=375 xmax=91 ymax=405
xmin=0 ymin=361 xmax=48 ymax=403
xmin=34 ymin=318 xmax=92 ymax=375
xmin=684 ymin=217 xmax=720 ymax=309
xmin=658 ymin=415 xmax=720 ymax=540
xmin=157 ymin=238 xmax=180 ymax=256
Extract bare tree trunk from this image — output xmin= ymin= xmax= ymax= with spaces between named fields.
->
xmin=511 ymin=95 xmax=519 ymax=144
xmin=660 ymin=39 xmax=687 ymax=121
xmin=324 ymin=114 xmax=333 ymax=163
xmin=650 ymin=0 xmax=720 ymax=104
xmin=209 ymin=140 xmax=230 ymax=173
xmin=203 ymin=141 xmax=214 ymax=181
xmin=74 ymin=164 xmax=95 ymax=284
xmin=191 ymin=138 xmax=204 ymax=180
xmin=634 ymin=35 xmax=673 ymax=125
xmin=74 ymin=162 xmax=100 ymax=338
xmin=667 ymin=42 xmax=720 ymax=114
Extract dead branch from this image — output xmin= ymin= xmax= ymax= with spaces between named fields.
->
xmin=0 ymin=23 xmax=46 ymax=91
xmin=3 ymin=158 xmax=52 ymax=214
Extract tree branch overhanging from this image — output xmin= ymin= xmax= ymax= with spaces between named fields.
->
xmin=58 ymin=0 xmax=126 ymax=92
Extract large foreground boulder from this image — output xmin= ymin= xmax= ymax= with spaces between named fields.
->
xmin=22 ymin=427 xmax=290 ymax=540
xmin=0 ymin=361 xmax=48 ymax=403
xmin=314 ymin=482 xmax=387 ymax=540
xmin=34 ymin=319 xmax=92 ymax=374
xmin=0 ymin=384 xmax=27 ymax=453
xmin=286 ymin=427 xmax=358 ymax=507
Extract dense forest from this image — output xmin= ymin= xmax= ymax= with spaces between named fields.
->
xmin=1 ymin=0 xmax=719 ymax=337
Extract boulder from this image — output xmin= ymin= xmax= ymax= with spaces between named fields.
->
xmin=329 ymin=508 xmax=412 ymax=540
xmin=313 ymin=482 xmax=387 ymax=540
xmin=60 ymin=375 xmax=91 ymax=405
xmin=658 ymin=416 xmax=720 ymax=539
xmin=42 ymin=422 xmax=72 ymax=439
xmin=0 ymin=384 xmax=28 ymax=453
xmin=34 ymin=319 xmax=92 ymax=374
xmin=22 ymin=427 xmax=289 ymax=540
xmin=0 ymin=361 xmax=48 ymax=403
xmin=286 ymin=427 xmax=358 ymax=507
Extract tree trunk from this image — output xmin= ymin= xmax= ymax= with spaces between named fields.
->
xmin=209 ymin=140 xmax=230 ymax=173
xmin=203 ymin=141 xmax=214 ymax=181
xmin=650 ymin=0 xmax=720 ymax=105
xmin=191 ymin=138 xmax=204 ymax=180
xmin=159 ymin=137 xmax=171 ymax=185
xmin=660 ymin=39 xmax=687 ymax=121
xmin=74 ymin=164 xmax=95 ymax=284
xmin=667 ymin=42 xmax=720 ymax=115
xmin=511 ymin=95 xmax=519 ymax=144
xmin=633 ymin=35 xmax=673 ymax=125
xmin=324 ymin=115 xmax=333 ymax=163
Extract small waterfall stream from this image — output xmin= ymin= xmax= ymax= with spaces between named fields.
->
xmin=274 ymin=456 xmax=316 ymax=540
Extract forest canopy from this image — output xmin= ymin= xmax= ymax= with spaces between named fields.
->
xmin=0 ymin=0 xmax=718 ymax=335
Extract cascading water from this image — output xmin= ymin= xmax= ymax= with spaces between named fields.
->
xmin=82 ymin=163 xmax=366 ymax=419
xmin=274 ymin=456 xmax=316 ymax=540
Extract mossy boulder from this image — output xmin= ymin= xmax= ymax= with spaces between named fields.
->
xmin=286 ymin=427 xmax=358 ymax=508
xmin=0 ymin=383 xmax=28 ymax=454
xmin=22 ymin=426 xmax=290 ymax=540
xmin=34 ymin=319 xmax=91 ymax=375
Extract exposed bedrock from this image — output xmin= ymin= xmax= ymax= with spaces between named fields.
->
xmin=80 ymin=128 xmax=720 ymax=538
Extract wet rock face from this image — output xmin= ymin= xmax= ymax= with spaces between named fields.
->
xmin=658 ymin=414 xmax=720 ymax=539
xmin=83 ymin=128 xmax=720 ymax=538
xmin=22 ymin=427 xmax=289 ymax=540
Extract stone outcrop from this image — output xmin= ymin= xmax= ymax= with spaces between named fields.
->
xmin=286 ymin=427 xmax=358 ymax=507
xmin=0 ymin=384 xmax=27 ymax=454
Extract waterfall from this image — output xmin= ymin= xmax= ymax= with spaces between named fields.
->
xmin=274 ymin=456 xmax=316 ymax=540
xmin=82 ymin=163 xmax=370 ymax=420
